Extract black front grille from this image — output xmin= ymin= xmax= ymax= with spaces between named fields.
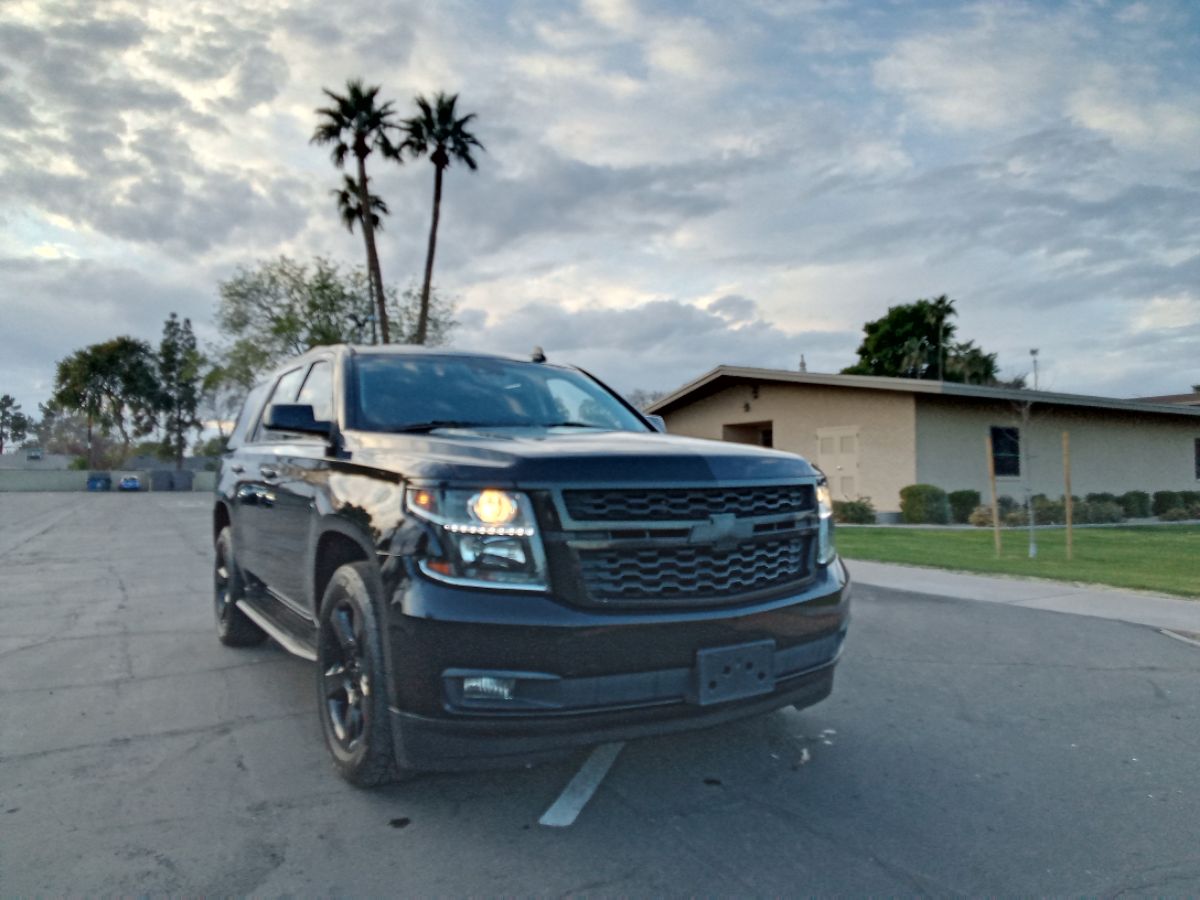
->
xmin=563 ymin=485 xmax=814 ymax=522
xmin=576 ymin=535 xmax=811 ymax=607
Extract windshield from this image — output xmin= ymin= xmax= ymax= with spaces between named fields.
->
xmin=351 ymin=354 xmax=649 ymax=433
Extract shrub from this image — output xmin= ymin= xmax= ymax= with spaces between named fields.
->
xmin=1159 ymin=507 xmax=1192 ymax=522
xmin=1153 ymin=491 xmax=1183 ymax=516
xmin=968 ymin=505 xmax=997 ymax=527
xmin=948 ymin=490 xmax=982 ymax=524
xmin=1084 ymin=492 xmax=1119 ymax=505
xmin=997 ymin=495 xmax=1019 ymax=516
xmin=1180 ymin=491 xmax=1200 ymax=508
xmin=1077 ymin=500 xmax=1124 ymax=524
xmin=899 ymin=484 xmax=950 ymax=524
xmin=1119 ymin=491 xmax=1151 ymax=518
xmin=1003 ymin=508 xmax=1029 ymax=527
xmin=833 ymin=498 xmax=876 ymax=524
xmin=1031 ymin=496 xmax=1065 ymax=525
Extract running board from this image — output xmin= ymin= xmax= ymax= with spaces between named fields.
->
xmin=237 ymin=593 xmax=318 ymax=662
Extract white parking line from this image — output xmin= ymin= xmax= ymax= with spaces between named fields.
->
xmin=538 ymin=742 xmax=625 ymax=828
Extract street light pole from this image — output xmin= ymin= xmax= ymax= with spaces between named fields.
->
xmin=1031 ymin=348 xmax=1039 ymax=391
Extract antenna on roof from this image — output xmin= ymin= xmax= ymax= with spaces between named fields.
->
xmin=799 ymin=354 xmax=807 ymax=373
xmin=531 ymin=346 xmax=546 ymax=363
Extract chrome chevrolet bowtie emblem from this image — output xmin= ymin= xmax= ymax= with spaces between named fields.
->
xmin=689 ymin=513 xmax=752 ymax=550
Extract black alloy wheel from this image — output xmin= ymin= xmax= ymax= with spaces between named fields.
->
xmin=321 ymin=599 xmax=369 ymax=750
xmin=316 ymin=561 xmax=405 ymax=786
xmin=214 ymin=526 xmax=266 ymax=647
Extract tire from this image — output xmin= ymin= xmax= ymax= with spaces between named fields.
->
xmin=214 ymin=526 xmax=267 ymax=647
xmin=316 ymin=561 xmax=409 ymax=787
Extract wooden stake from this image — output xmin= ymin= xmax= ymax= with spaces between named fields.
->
xmin=1063 ymin=431 xmax=1073 ymax=561
xmin=986 ymin=432 xmax=1002 ymax=557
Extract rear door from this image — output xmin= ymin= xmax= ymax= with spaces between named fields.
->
xmin=236 ymin=366 xmax=306 ymax=587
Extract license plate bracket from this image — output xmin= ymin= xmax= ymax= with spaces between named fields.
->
xmin=695 ymin=639 xmax=777 ymax=705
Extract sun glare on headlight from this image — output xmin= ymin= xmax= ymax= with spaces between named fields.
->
xmin=471 ymin=489 xmax=519 ymax=525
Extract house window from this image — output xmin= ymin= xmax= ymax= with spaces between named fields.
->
xmin=991 ymin=426 xmax=1020 ymax=477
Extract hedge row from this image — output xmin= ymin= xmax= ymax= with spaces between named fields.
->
xmin=899 ymin=485 xmax=1198 ymax=525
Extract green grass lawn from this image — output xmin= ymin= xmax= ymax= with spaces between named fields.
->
xmin=837 ymin=524 xmax=1200 ymax=599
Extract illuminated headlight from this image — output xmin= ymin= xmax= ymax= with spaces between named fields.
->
xmin=816 ymin=480 xmax=836 ymax=565
xmin=405 ymin=486 xmax=548 ymax=589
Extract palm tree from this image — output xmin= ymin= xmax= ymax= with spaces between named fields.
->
xmin=332 ymin=175 xmax=389 ymax=344
xmin=332 ymin=174 xmax=389 ymax=234
xmin=312 ymin=79 xmax=400 ymax=343
xmin=401 ymin=92 xmax=483 ymax=345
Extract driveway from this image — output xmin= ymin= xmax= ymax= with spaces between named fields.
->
xmin=2 ymin=493 xmax=1197 ymax=894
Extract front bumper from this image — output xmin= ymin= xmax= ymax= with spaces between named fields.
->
xmin=384 ymin=560 xmax=850 ymax=771
xmin=391 ymin=659 xmax=837 ymax=771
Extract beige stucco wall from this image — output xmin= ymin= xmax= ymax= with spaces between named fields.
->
xmin=915 ymin=397 xmax=1200 ymax=499
xmin=661 ymin=383 xmax=918 ymax=513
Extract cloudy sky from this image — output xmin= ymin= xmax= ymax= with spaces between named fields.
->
xmin=3 ymin=0 xmax=1199 ymax=415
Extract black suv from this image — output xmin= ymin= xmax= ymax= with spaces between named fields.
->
xmin=213 ymin=346 xmax=849 ymax=785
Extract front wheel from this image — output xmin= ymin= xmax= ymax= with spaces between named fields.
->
xmin=316 ymin=561 xmax=409 ymax=787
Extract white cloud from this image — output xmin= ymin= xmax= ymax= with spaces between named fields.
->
xmin=2 ymin=0 xmax=1199 ymax=416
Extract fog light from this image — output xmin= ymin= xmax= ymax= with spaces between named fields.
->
xmin=462 ymin=676 xmax=516 ymax=701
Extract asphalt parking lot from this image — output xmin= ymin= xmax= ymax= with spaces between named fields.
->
xmin=2 ymin=493 xmax=1198 ymax=894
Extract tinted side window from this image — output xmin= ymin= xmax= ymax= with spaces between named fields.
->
xmin=227 ymin=382 xmax=271 ymax=451
xmin=253 ymin=368 xmax=306 ymax=443
xmin=297 ymin=360 xmax=333 ymax=423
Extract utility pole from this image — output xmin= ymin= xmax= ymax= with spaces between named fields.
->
xmin=1031 ymin=348 xmax=1039 ymax=390
xmin=1022 ymin=400 xmax=1037 ymax=559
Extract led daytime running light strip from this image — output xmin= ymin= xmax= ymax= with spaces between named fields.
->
xmin=443 ymin=523 xmax=535 ymax=537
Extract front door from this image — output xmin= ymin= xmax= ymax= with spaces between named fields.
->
xmin=816 ymin=426 xmax=861 ymax=500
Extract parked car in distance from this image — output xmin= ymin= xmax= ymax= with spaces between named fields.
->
xmin=87 ymin=474 xmax=112 ymax=491
xmin=213 ymin=346 xmax=850 ymax=786
xmin=118 ymin=475 xmax=141 ymax=492
xmin=26 ymin=447 xmax=43 ymax=461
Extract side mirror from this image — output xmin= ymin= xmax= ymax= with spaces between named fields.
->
xmin=645 ymin=414 xmax=667 ymax=433
xmin=264 ymin=403 xmax=331 ymax=437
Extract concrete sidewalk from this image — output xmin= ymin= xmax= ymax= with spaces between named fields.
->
xmin=846 ymin=558 xmax=1200 ymax=635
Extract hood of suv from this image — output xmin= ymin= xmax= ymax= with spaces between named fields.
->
xmin=344 ymin=427 xmax=818 ymax=484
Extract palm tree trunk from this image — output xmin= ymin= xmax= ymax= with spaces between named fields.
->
xmin=355 ymin=154 xmax=390 ymax=344
xmin=416 ymin=164 xmax=444 ymax=346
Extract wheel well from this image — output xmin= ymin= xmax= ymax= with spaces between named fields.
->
xmin=313 ymin=531 xmax=371 ymax=613
xmin=213 ymin=503 xmax=231 ymax=543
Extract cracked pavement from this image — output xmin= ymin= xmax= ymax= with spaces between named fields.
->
xmin=1 ymin=493 xmax=1198 ymax=894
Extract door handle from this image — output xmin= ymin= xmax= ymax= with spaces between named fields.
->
xmin=230 ymin=463 xmax=245 ymax=474
xmin=259 ymin=466 xmax=279 ymax=480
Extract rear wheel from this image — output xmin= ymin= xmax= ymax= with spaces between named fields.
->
xmin=214 ymin=527 xmax=266 ymax=647
xmin=316 ymin=561 xmax=409 ymax=787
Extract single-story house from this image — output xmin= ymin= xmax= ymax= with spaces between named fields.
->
xmin=647 ymin=367 xmax=1200 ymax=518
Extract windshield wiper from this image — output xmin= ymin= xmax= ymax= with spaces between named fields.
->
xmin=539 ymin=421 xmax=609 ymax=429
xmin=393 ymin=420 xmax=498 ymax=433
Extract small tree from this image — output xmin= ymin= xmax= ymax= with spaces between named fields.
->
xmin=214 ymin=256 xmax=459 ymax=387
xmin=0 ymin=394 xmax=30 ymax=454
xmin=52 ymin=338 xmax=160 ymax=467
xmin=843 ymin=296 xmax=1002 ymax=385
xmin=158 ymin=313 xmax=203 ymax=470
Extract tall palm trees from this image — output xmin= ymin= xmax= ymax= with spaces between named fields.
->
xmin=312 ymin=80 xmax=399 ymax=343
xmin=401 ymin=92 xmax=483 ymax=345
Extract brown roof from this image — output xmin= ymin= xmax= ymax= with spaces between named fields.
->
xmin=648 ymin=366 xmax=1200 ymax=420
xmin=1133 ymin=391 xmax=1200 ymax=406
